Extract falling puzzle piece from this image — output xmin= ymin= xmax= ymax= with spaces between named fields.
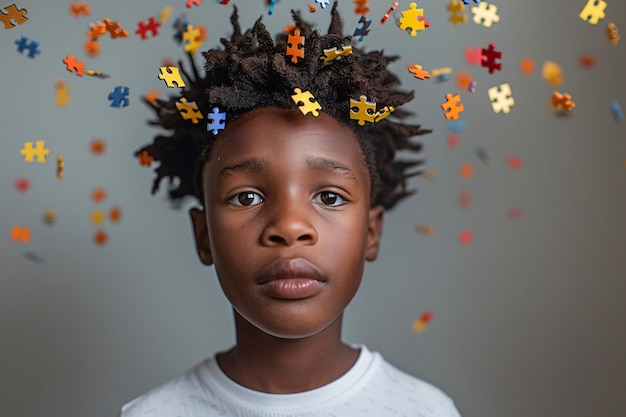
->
xmin=472 ymin=2 xmax=499 ymax=27
xmin=0 ymin=4 xmax=28 ymax=30
xmin=135 ymin=17 xmax=161 ymax=39
xmin=15 ymin=36 xmax=40 ymax=58
xmin=441 ymin=93 xmax=464 ymax=120
xmin=551 ymin=92 xmax=575 ymax=111
xmin=103 ymin=18 xmax=129 ymax=38
xmin=408 ymin=63 xmax=431 ymax=80
xmin=57 ymin=154 xmax=64 ymax=179
xmin=176 ymin=97 xmax=204 ymax=123
xmin=287 ymin=28 xmax=305 ymax=63
xmin=607 ymin=22 xmax=620 ymax=46
xmin=610 ymin=100 xmax=623 ymax=123
xmin=481 ymin=43 xmax=502 ymax=74
xmin=63 ymin=54 xmax=85 ymax=76
xmin=186 ymin=0 xmax=202 ymax=7
xmin=353 ymin=15 xmax=372 ymax=41
xmin=55 ymin=78 xmax=71 ymax=107
xmin=70 ymin=2 xmax=91 ymax=17
xmin=350 ymin=95 xmax=377 ymax=125
xmin=447 ymin=0 xmax=467 ymax=27
xmin=380 ymin=1 xmax=399 ymax=25
xmin=182 ymin=24 xmax=202 ymax=54
xmin=374 ymin=105 xmax=394 ymax=122
xmin=20 ymin=141 xmax=50 ymax=163
xmin=108 ymin=86 xmax=129 ymax=107
xmin=354 ymin=0 xmax=370 ymax=15
xmin=488 ymin=83 xmax=514 ymax=114
xmin=398 ymin=2 xmax=425 ymax=36
xmin=579 ymin=0 xmax=607 ymax=25
xmin=542 ymin=61 xmax=563 ymax=85
xmin=207 ymin=107 xmax=226 ymax=135
xmin=10 ymin=225 xmax=31 ymax=244
xmin=291 ymin=88 xmax=321 ymax=117
xmin=158 ymin=66 xmax=186 ymax=87
xmin=320 ymin=46 xmax=352 ymax=62
xmin=315 ymin=0 xmax=331 ymax=9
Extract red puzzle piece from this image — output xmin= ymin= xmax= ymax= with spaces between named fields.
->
xmin=481 ymin=43 xmax=502 ymax=74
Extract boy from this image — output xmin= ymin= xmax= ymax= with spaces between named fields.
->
xmin=121 ymin=3 xmax=461 ymax=416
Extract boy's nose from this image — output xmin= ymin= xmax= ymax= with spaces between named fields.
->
xmin=260 ymin=200 xmax=318 ymax=247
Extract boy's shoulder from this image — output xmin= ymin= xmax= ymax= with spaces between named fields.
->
xmin=119 ymin=346 xmax=461 ymax=417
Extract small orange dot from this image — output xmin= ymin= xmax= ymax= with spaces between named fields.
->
xmin=84 ymin=38 xmax=100 ymax=57
xmin=520 ymin=56 xmax=535 ymax=75
xmin=93 ymin=230 xmax=108 ymax=246
xmin=455 ymin=71 xmax=472 ymax=90
xmin=460 ymin=163 xmax=474 ymax=179
xmin=90 ymin=139 xmax=106 ymax=155
xmin=143 ymin=90 xmax=160 ymax=104
xmin=109 ymin=206 xmax=122 ymax=223
xmin=91 ymin=187 xmax=107 ymax=203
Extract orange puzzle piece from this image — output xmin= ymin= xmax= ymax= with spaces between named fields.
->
xmin=286 ymin=28 xmax=305 ymax=63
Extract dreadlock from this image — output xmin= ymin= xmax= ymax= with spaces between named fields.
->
xmin=137 ymin=2 xmax=430 ymax=210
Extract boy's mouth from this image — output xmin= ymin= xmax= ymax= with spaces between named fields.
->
xmin=257 ymin=258 xmax=326 ymax=299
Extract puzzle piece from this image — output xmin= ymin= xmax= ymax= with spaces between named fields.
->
xmin=408 ymin=63 xmax=430 ymax=80
xmin=551 ymin=92 xmax=575 ymax=111
xmin=136 ymin=17 xmax=161 ymax=39
xmin=481 ymin=43 xmax=502 ymax=73
xmin=287 ymin=28 xmax=305 ymax=63
xmin=610 ymin=100 xmax=624 ymax=123
xmin=320 ymin=46 xmax=352 ymax=62
xmin=542 ymin=61 xmax=563 ymax=85
xmin=186 ymin=0 xmax=202 ymax=7
xmin=380 ymin=1 xmax=399 ymax=25
xmin=607 ymin=22 xmax=620 ymax=45
xmin=70 ymin=2 xmax=91 ymax=17
xmin=447 ymin=0 xmax=467 ymax=26
xmin=103 ymin=18 xmax=129 ymax=38
xmin=176 ymin=97 xmax=204 ymax=123
xmin=57 ymin=154 xmax=64 ymax=179
xmin=183 ymin=24 xmax=202 ymax=54
xmin=465 ymin=46 xmax=483 ymax=65
xmin=268 ymin=0 xmax=277 ymax=15
xmin=353 ymin=15 xmax=372 ymax=41
xmin=350 ymin=95 xmax=377 ymax=125
xmin=291 ymin=88 xmax=321 ymax=117
xmin=315 ymin=0 xmax=331 ymax=9
xmin=472 ymin=2 xmax=499 ymax=27
xmin=158 ymin=66 xmax=186 ymax=88
xmin=461 ymin=0 xmax=480 ymax=3
xmin=55 ymin=78 xmax=71 ymax=106
xmin=15 ymin=36 xmax=40 ymax=58
xmin=354 ymin=0 xmax=370 ymax=15
xmin=0 ymin=4 xmax=28 ymax=30
xmin=579 ymin=0 xmax=607 ymax=25
xmin=398 ymin=3 xmax=425 ymax=36
xmin=10 ymin=225 xmax=31 ymax=244
xmin=63 ymin=54 xmax=85 ymax=76
xmin=488 ymin=83 xmax=514 ymax=114
xmin=441 ymin=93 xmax=464 ymax=120
xmin=20 ymin=141 xmax=50 ymax=163
xmin=207 ymin=107 xmax=226 ymax=135
xmin=374 ymin=105 xmax=394 ymax=122
xmin=108 ymin=86 xmax=130 ymax=107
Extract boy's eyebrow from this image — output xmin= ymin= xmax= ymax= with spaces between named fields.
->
xmin=305 ymin=156 xmax=359 ymax=184
xmin=215 ymin=156 xmax=358 ymax=184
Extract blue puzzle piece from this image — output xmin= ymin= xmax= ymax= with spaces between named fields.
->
xmin=461 ymin=0 xmax=481 ymax=3
xmin=268 ymin=0 xmax=276 ymax=15
xmin=353 ymin=15 xmax=371 ymax=42
xmin=172 ymin=14 xmax=189 ymax=44
xmin=15 ymin=36 xmax=40 ymax=58
xmin=207 ymin=107 xmax=226 ymax=135
xmin=108 ymin=86 xmax=129 ymax=108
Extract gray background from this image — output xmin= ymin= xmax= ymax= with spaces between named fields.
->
xmin=1 ymin=1 xmax=625 ymax=416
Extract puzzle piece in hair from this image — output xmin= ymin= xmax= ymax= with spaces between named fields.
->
xmin=350 ymin=96 xmax=377 ymax=125
xmin=291 ymin=88 xmax=321 ymax=116
xmin=207 ymin=107 xmax=226 ymax=134
xmin=176 ymin=97 xmax=204 ymax=123
xmin=287 ymin=28 xmax=305 ymax=63
xmin=158 ymin=66 xmax=186 ymax=87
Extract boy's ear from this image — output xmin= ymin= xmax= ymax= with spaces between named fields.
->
xmin=189 ymin=207 xmax=214 ymax=266
xmin=365 ymin=205 xmax=384 ymax=261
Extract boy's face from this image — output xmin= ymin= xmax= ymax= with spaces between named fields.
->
xmin=190 ymin=106 xmax=384 ymax=339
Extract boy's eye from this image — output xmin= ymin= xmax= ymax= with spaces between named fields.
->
xmin=229 ymin=192 xmax=263 ymax=206
xmin=314 ymin=191 xmax=346 ymax=207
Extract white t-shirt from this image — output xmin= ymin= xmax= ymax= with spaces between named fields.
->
xmin=119 ymin=345 xmax=462 ymax=417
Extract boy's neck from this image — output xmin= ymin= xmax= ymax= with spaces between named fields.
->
xmin=215 ymin=311 xmax=360 ymax=394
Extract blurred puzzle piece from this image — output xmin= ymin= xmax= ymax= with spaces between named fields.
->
xmin=20 ymin=141 xmax=50 ymax=163
xmin=176 ymin=97 xmax=203 ymax=123
xmin=10 ymin=225 xmax=31 ymax=244
xmin=579 ymin=0 xmax=606 ymax=25
xmin=0 ymin=3 xmax=28 ymax=30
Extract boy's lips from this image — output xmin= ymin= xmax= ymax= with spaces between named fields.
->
xmin=257 ymin=257 xmax=325 ymax=284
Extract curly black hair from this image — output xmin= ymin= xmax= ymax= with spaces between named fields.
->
xmin=136 ymin=2 xmax=430 ymax=210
